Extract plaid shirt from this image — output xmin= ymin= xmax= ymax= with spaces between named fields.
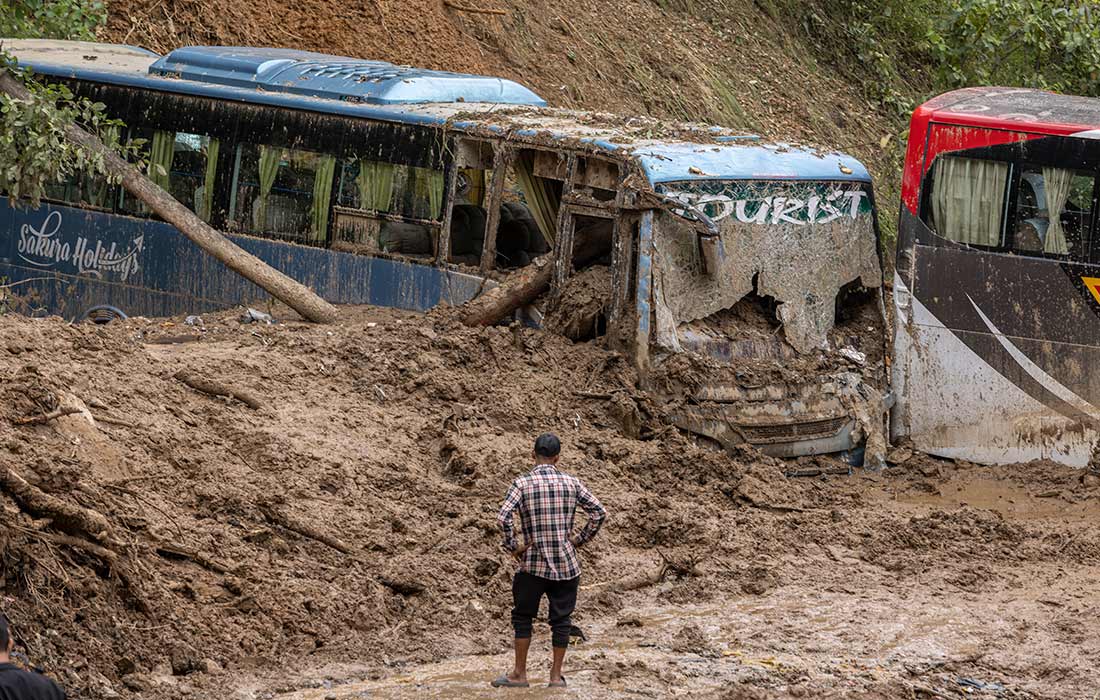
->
xmin=498 ymin=464 xmax=607 ymax=581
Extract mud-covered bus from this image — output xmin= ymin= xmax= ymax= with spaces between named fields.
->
xmin=2 ymin=40 xmax=886 ymax=460
xmin=893 ymin=88 xmax=1100 ymax=467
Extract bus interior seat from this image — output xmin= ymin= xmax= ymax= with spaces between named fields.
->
xmin=496 ymin=201 xmax=547 ymax=267
xmin=450 ymin=204 xmax=487 ymax=258
xmin=370 ymin=201 xmax=551 ymax=267
xmin=379 ymin=220 xmax=434 ymax=256
xmin=447 ymin=202 xmax=545 ymax=267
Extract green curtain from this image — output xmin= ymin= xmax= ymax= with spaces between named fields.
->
xmin=412 ymin=167 xmax=444 ymax=220
xmin=257 ymin=145 xmax=281 ymax=231
xmin=356 ymin=160 xmax=394 ymax=211
xmin=427 ymin=169 xmax=444 ymax=221
xmin=514 ymin=152 xmax=559 ymax=246
xmin=311 ymin=155 xmax=336 ymax=243
xmin=462 ymin=167 xmax=485 ymax=205
xmin=149 ymin=130 xmax=175 ymax=191
xmin=201 ymin=137 xmax=220 ymax=222
xmin=87 ymin=125 xmax=120 ymax=208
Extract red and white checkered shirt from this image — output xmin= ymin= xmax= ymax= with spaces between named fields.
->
xmin=498 ymin=464 xmax=607 ymax=581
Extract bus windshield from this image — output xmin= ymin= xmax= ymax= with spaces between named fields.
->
xmin=657 ymin=178 xmax=880 ymax=354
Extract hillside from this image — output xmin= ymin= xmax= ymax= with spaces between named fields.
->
xmin=100 ymin=0 xmax=896 ymax=194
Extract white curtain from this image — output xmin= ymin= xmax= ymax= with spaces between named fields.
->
xmin=1042 ymin=166 xmax=1073 ymax=255
xmin=932 ymin=156 xmax=1009 ymax=247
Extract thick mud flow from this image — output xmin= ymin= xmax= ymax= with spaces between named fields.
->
xmin=2 ymin=309 xmax=1098 ymax=699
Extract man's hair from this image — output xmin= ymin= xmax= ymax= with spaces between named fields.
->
xmin=0 ymin=614 xmax=10 ymax=651
xmin=534 ymin=433 xmax=561 ymax=458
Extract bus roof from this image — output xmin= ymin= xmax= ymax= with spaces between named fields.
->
xmin=5 ymin=39 xmax=872 ymax=186
xmin=918 ymin=87 xmax=1100 ymax=134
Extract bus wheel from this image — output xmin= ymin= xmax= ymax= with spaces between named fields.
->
xmin=84 ymin=305 xmax=128 ymax=324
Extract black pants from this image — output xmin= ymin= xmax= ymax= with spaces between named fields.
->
xmin=511 ymin=571 xmax=579 ymax=649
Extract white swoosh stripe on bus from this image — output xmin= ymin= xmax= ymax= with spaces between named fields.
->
xmin=967 ymin=294 xmax=1100 ymax=421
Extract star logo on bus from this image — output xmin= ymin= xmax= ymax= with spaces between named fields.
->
xmin=1083 ymin=276 xmax=1100 ymax=306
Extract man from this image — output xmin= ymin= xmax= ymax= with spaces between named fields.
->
xmin=0 ymin=615 xmax=65 ymax=699
xmin=492 ymin=433 xmax=607 ymax=689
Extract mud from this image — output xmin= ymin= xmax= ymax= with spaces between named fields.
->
xmin=543 ymin=265 xmax=611 ymax=341
xmin=0 ymin=308 xmax=1098 ymax=699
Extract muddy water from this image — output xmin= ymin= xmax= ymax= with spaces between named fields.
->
xmin=242 ymin=466 xmax=1100 ymax=700
xmin=883 ymin=473 xmax=1100 ymax=522
xmin=269 ymin=569 xmax=1092 ymax=700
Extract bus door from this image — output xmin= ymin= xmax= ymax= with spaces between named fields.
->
xmin=898 ymin=123 xmax=1100 ymax=465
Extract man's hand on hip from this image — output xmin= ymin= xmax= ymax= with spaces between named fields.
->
xmin=512 ymin=542 xmax=531 ymax=561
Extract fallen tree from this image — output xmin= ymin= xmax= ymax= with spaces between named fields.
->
xmin=0 ymin=70 xmax=340 ymax=324
xmin=0 ymin=466 xmax=114 ymax=543
xmin=460 ymin=223 xmax=611 ymax=327
xmin=174 ymin=370 xmax=264 ymax=410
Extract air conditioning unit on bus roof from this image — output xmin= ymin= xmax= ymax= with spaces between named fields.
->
xmin=148 ymin=46 xmax=548 ymax=107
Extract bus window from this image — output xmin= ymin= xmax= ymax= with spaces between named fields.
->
xmin=335 ymin=162 xmax=443 ymax=221
xmin=927 ymin=156 xmax=1010 ymax=248
xmin=1011 ymin=167 xmax=1095 ymax=258
xmin=43 ymin=170 xmax=116 ymax=211
xmin=121 ymin=130 xmax=220 ymax=222
xmin=230 ymin=144 xmax=336 ymax=245
xmin=458 ymin=168 xmax=486 ymax=208
xmin=43 ymin=126 xmax=119 ymax=210
xmin=332 ymin=160 xmax=443 ymax=257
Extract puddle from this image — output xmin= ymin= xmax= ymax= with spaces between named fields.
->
xmin=267 ymin=585 xmax=1050 ymax=699
xmin=885 ymin=476 xmax=1100 ymax=522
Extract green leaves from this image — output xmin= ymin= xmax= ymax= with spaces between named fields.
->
xmin=0 ymin=1 xmax=138 ymax=207
xmin=931 ymin=0 xmax=1100 ymax=96
xmin=0 ymin=0 xmax=106 ymax=40
xmin=0 ymin=68 xmax=140 ymax=207
xmin=782 ymin=0 xmax=1100 ymax=116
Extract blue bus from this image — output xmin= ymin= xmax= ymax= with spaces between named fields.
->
xmin=2 ymin=39 xmax=886 ymax=459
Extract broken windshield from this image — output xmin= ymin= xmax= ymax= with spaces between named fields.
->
xmin=652 ymin=179 xmax=881 ymax=354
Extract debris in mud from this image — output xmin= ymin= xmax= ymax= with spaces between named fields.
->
xmin=241 ymin=307 xmax=274 ymax=324
xmin=739 ymin=566 xmax=779 ymax=596
xmin=887 ymin=445 xmax=914 ymax=465
xmin=732 ymin=470 xmax=802 ymax=513
xmin=671 ymin=623 xmax=719 ymax=657
xmin=616 ymin=615 xmax=644 ymax=627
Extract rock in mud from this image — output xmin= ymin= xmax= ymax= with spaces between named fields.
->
xmin=671 ymin=623 xmax=718 ymax=657
xmin=740 ymin=565 xmax=779 ymax=595
xmin=473 ymin=557 xmax=499 ymax=579
xmin=886 ymin=446 xmax=913 ymax=465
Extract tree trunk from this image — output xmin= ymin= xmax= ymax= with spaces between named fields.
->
xmin=460 ymin=255 xmax=553 ymax=327
xmin=460 ymin=224 xmax=611 ymax=327
xmin=0 ymin=71 xmax=339 ymax=324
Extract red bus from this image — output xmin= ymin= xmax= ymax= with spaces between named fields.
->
xmin=893 ymin=88 xmax=1100 ymax=466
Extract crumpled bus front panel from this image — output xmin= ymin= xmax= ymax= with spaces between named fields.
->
xmin=653 ymin=180 xmax=881 ymax=354
xmin=647 ymin=180 xmax=886 ymax=460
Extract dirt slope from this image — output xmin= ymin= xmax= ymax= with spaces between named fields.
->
xmin=101 ymin=0 xmax=886 ymax=162
xmin=2 ymin=309 xmax=1100 ymax=699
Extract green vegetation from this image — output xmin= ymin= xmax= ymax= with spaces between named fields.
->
xmin=0 ymin=0 xmax=129 ymax=206
xmin=787 ymin=0 xmax=1100 ymax=115
xmin=0 ymin=0 xmax=105 ymax=40
xmin=929 ymin=1 xmax=1100 ymax=95
xmin=763 ymin=0 xmax=1100 ymax=249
